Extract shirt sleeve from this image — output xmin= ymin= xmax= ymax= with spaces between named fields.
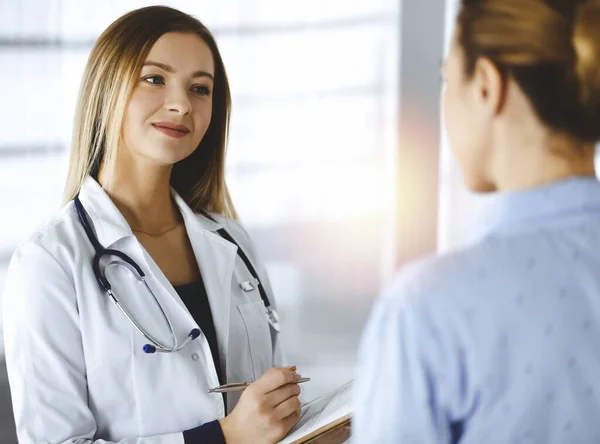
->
xmin=351 ymin=271 xmax=470 ymax=444
xmin=2 ymin=242 xmax=185 ymax=444
xmin=182 ymin=420 xmax=225 ymax=444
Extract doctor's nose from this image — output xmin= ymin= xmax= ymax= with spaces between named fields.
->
xmin=164 ymin=86 xmax=192 ymax=115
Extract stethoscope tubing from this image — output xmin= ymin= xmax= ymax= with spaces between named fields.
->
xmin=73 ymin=193 xmax=279 ymax=355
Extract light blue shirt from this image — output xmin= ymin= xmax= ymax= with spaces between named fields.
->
xmin=353 ymin=177 xmax=600 ymax=444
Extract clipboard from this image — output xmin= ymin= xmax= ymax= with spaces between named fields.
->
xmin=288 ymin=415 xmax=351 ymax=444
xmin=278 ymin=381 xmax=353 ymax=444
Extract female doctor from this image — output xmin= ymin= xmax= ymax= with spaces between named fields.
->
xmin=2 ymin=6 xmax=302 ymax=444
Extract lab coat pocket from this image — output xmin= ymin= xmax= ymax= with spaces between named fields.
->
xmin=237 ymin=300 xmax=273 ymax=379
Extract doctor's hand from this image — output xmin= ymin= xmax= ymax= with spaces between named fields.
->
xmin=219 ymin=366 xmax=302 ymax=444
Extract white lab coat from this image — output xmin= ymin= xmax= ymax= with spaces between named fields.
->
xmin=2 ymin=176 xmax=284 ymax=443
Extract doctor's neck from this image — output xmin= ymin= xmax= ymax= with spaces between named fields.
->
xmin=96 ymin=156 xmax=181 ymax=234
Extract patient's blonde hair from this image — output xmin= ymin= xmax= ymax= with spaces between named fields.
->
xmin=458 ymin=0 xmax=600 ymax=142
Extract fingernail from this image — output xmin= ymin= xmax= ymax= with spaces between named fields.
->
xmin=287 ymin=365 xmax=297 ymax=371
xmin=294 ymin=373 xmax=302 ymax=380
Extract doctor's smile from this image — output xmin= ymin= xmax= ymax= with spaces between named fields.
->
xmin=152 ymin=121 xmax=191 ymax=138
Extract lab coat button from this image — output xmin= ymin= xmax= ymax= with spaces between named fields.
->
xmin=191 ymin=353 xmax=199 ymax=361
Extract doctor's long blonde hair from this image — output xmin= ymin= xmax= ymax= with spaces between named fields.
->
xmin=63 ymin=6 xmax=238 ymax=219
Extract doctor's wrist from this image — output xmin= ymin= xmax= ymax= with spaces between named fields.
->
xmin=218 ymin=416 xmax=238 ymax=444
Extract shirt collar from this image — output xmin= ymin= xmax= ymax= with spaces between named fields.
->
xmin=473 ymin=176 xmax=600 ymax=240
xmin=77 ymin=176 xmax=222 ymax=248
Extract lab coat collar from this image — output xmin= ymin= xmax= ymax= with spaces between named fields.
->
xmin=78 ymin=176 xmax=236 ymax=389
xmin=77 ymin=176 xmax=222 ymax=248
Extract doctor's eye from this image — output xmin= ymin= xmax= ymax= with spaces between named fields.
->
xmin=142 ymin=75 xmax=165 ymax=85
xmin=190 ymin=85 xmax=211 ymax=96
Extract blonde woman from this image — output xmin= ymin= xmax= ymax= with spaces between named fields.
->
xmin=2 ymin=6 xmax=302 ymax=444
xmin=353 ymin=0 xmax=600 ymax=442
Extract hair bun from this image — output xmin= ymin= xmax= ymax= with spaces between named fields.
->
xmin=574 ymin=0 xmax=600 ymax=138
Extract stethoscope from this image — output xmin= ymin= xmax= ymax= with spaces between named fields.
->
xmin=73 ymin=194 xmax=281 ymax=354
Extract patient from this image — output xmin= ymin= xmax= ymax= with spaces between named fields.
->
xmin=352 ymin=0 xmax=600 ymax=442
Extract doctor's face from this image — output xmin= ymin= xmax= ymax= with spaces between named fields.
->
xmin=121 ymin=32 xmax=215 ymax=167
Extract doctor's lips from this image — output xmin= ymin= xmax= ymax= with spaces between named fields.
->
xmin=152 ymin=121 xmax=190 ymax=138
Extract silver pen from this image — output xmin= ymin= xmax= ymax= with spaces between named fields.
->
xmin=208 ymin=377 xmax=311 ymax=393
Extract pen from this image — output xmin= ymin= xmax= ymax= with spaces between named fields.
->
xmin=208 ymin=377 xmax=311 ymax=393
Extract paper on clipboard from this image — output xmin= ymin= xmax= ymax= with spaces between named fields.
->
xmin=278 ymin=380 xmax=353 ymax=444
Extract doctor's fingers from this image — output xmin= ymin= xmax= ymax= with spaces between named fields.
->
xmin=273 ymin=394 xmax=302 ymax=421
xmin=255 ymin=367 xmax=299 ymax=394
xmin=265 ymin=382 xmax=301 ymax=408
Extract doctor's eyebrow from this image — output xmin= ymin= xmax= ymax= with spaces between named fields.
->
xmin=142 ymin=61 xmax=214 ymax=80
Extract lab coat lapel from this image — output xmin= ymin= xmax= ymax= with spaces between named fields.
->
xmin=80 ymin=176 xmax=237 ymax=370
xmin=171 ymin=191 xmax=237 ymax=379
xmin=136 ymin=244 xmax=197 ymax=336
xmin=185 ymin=224 xmax=237 ymax=379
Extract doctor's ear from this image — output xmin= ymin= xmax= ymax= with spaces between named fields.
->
xmin=472 ymin=57 xmax=507 ymax=117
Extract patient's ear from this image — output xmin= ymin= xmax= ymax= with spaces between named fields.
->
xmin=472 ymin=57 xmax=506 ymax=117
